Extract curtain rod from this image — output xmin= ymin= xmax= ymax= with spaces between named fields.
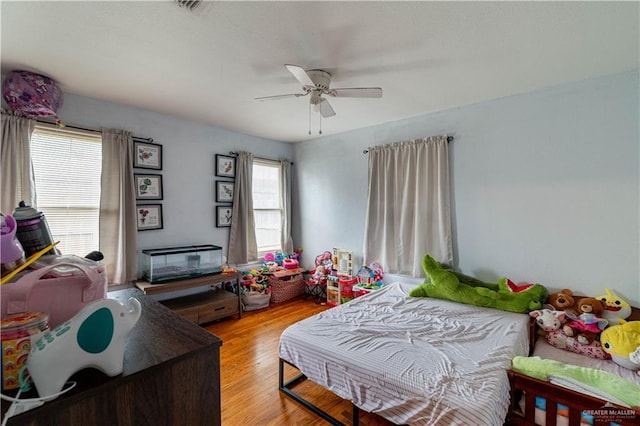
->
xmin=35 ymin=118 xmax=154 ymax=143
xmin=229 ymin=151 xmax=294 ymax=166
xmin=362 ymin=135 xmax=453 ymax=154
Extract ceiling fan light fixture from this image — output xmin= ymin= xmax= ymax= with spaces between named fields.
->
xmin=309 ymin=91 xmax=322 ymax=106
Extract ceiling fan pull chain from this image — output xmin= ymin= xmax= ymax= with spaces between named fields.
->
xmin=308 ymin=103 xmax=312 ymax=135
xmin=319 ymin=112 xmax=322 ymax=135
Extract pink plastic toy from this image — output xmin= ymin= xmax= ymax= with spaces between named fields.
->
xmin=283 ymin=258 xmax=299 ymax=270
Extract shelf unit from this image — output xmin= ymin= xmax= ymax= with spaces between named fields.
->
xmin=135 ymin=272 xmax=241 ymax=324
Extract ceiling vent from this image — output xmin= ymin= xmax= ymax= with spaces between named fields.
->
xmin=175 ymin=0 xmax=202 ymax=12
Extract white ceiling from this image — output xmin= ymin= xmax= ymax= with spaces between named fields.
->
xmin=1 ymin=1 xmax=638 ymax=143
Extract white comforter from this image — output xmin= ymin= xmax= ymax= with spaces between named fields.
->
xmin=279 ymin=282 xmax=530 ymax=425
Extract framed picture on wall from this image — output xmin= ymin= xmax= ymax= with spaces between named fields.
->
xmin=215 ymin=154 xmax=236 ymax=178
xmin=135 ymin=174 xmax=163 ymax=200
xmin=137 ymin=204 xmax=163 ymax=231
xmin=215 ymin=181 xmax=234 ymax=203
xmin=216 ymin=206 xmax=233 ymax=227
xmin=134 ymin=141 xmax=163 ymax=170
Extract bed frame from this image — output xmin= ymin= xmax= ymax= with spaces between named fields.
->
xmin=279 ymin=358 xmax=362 ymax=426
xmin=506 ymin=370 xmax=639 ymax=426
xmin=506 ymin=305 xmax=640 ymax=426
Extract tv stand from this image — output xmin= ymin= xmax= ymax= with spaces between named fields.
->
xmin=135 ymin=272 xmax=242 ymax=324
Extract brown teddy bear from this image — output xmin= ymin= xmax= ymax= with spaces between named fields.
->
xmin=547 ymin=288 xmax=577 ymax=313
xmin=562 ymin=297 xmax=609 ymax=345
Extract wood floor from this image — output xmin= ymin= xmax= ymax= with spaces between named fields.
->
xmin=204 ymin=295 xmax=395 ymax=426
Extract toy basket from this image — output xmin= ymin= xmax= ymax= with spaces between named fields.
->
xmin=242 ymin=291 xmax=271 ymax=311
xmin=268 ymin=270 xmax=304 ymax=303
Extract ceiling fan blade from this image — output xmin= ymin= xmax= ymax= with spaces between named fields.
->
xmin=254 ymin=93 xmax=307 ymax=102
xmin=285 ymin=64 xmax=315 ymax=89
xmin=318 ymin=98 xmax=336 ymax=118
xmin=329 ymin=87 xmax=383 ymax=98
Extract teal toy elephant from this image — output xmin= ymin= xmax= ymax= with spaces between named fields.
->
xmin=409 ymin=254 xmax=547 ymax=314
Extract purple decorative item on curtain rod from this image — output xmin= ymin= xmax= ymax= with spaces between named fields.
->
xmin=2 ymin=70 xmax=64 ymax=126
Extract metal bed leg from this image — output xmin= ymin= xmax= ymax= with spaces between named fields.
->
xmin=352 ymin=404 xmax=359 ymax=426
xmin=279 ymin=358 xmax=363 ymax=426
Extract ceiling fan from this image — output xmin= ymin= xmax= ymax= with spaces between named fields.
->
xmin=254 ymin=64 xmax=383 ymax=119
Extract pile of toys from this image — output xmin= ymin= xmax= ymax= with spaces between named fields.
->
xmin=529 ymin=288 xmax=640 ymax=373
xmin=239 ymin=249 xmax=303 ymax=296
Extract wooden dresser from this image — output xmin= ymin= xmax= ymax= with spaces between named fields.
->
xmin=1 ymin=288 xmax=222 ymax=426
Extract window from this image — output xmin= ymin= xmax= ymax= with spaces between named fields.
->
xmin=30 ymin=125 xmax=102 ymax=256
xmin=252 ymin=159 xmax=282 ymax=254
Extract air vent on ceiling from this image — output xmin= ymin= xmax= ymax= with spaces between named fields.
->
xmin=175 ymin=0 xmax=202 ymax=12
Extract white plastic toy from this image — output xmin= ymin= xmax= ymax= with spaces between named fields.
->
xmin=530 ymin=308 xmax=566 ymax=333
xmin=26 ymin=297 xmax=141 ymax=399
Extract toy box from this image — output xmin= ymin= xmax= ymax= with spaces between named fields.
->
xmin=141 ymin=244 xmax=222 ymax=283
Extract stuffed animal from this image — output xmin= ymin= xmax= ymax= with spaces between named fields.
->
xmin=410 ymin=254 xmax=547 ymax=314
xmin=546 ymin=289 xmax=577 ymax=313
xmin=600 ymin=320 xmax=640 ymax=373
xmin=596 ymin=288 xmax=632 ymax=325
xmin=530 ymin=309 xmax=566 ymax=334
xmin=562 ymin=298 xmax=608 ymax=345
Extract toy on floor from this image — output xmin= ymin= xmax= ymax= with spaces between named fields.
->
xmin=600 ymin=320 xmax=640 ymax=373
xmin=595 ymin=288 xmax=632 ymax=325
xmin=410 ymin=254 xmax=547 ymax=314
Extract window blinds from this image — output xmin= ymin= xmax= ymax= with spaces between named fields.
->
xmin=252 ymin=159 xmax=282 ymax=253
xmin=30 ymin=125 xmax=102 ymax=256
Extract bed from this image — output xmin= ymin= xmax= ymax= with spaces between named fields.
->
xmin=279 ymin=282 xmax=640 ymax=426
xmin=278 ymin=282 xmax=531 ymax=425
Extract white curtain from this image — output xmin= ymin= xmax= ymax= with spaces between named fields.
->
xmin=1 ymin=110 xmax=35 ymax=213
xmin=228 ymin=151 xmax=258 ymax=264
xmin=279 ymin=159 xmax=294 ymax=253
xmin=363 ymin=136 xmax=452 ymax=277
xmin=100 ymin=129 xmax=138 ymax=285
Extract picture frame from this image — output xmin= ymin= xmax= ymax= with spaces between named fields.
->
xmin=215 ymin=181 xmax=235 ymax=203
xmin=215 ymin=154 xmax=236 ymax=178
xmin=135 ymin=174 xmax=163 ymax=200
xmin=137 ymin=204 xmax=163 ymax=231
xmin=216 ymin=205 xmax=233 ymax=227
xmin=133 ymin=141 xmax=163 ymax=170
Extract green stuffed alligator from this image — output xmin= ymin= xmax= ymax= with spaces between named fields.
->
xmin=409 ymin=254 xmax=547 ymax=314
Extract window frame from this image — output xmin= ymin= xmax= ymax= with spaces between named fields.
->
xmin=251 ymin=158 xmax=283 ymax=256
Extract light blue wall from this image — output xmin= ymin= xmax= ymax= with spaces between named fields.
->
xmin=51 ymin=93 xmax=293 ymax=262
xmin=292 ymin=71 xmax=640 ymax=307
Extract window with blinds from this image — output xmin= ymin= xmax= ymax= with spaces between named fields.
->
xmin=252 ymin=159 xmax=282 ymax=254
xmin=30 ymin=125 xmax=102 ymax=256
